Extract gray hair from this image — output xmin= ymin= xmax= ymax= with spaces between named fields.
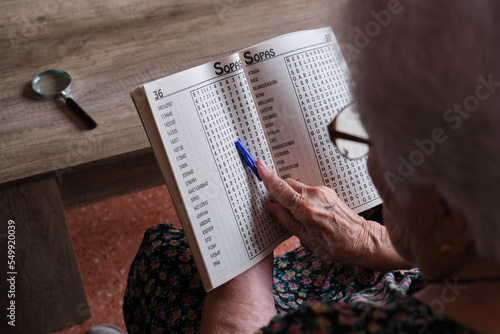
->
xmin=346 ymin=0 xmax=500 ymax=263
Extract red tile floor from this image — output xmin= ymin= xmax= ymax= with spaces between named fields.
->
xmin=53 ymin=185 xmax=299 ymax=333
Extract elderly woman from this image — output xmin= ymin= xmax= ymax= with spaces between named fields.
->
xmin=124 ymin=0 xmax=500 ymax=333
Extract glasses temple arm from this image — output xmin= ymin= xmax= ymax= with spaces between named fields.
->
xmin=329 ymin=130 xmax=371 ymax=145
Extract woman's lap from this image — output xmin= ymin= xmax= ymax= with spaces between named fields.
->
xmin=123 ymin=222 xmax=382 ymax=333
xmin=273 ymin=247 xmax=382 ymax=314
xmin=123 ymin=224 xmax=205 ymax=333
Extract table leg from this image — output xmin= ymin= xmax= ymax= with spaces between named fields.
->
xmin=0 ymin=177 xmax=90 ymax=334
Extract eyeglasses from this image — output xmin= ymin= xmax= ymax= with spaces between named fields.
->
xmin=327 ymin=102 xmax=371 ymax=160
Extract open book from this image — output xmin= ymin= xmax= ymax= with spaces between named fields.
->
xmin=131 ymin=27 xmax=382 ymax=291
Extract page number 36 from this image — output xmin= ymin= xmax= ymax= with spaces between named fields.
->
xmin=154 ymin=89 xmax=163 ymax=100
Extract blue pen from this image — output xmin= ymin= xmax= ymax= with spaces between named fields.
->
xmin=235 ymin=140 xmax=262 ymax=181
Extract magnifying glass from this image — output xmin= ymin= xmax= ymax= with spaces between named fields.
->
xmin=31 ymin=69 xmax=97 ymax=130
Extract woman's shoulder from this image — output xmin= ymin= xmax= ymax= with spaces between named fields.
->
xmin=259 ymin=270 xmax=478 ymax=334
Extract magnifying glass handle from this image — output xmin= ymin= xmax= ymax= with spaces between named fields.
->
xmin=65 ymin=97 xmax=97 ymax=130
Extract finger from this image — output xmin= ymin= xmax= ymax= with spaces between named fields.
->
xmin=267 ymin=203 xmax=304 ymax=237
xmin=285 ymin=178 xmax=307 ymax=194
xmin=256 ymin=160 xmax=302 ymax=210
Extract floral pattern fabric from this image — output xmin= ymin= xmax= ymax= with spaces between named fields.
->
xmin=124 ymin=224 xmax=205 ymax=334
xmin=261 ymin=248 xmax=477 ymax=333
xmin=123 ymin=220 xmax=476 ymax=333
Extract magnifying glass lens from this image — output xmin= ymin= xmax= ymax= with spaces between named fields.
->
xmin=32 ymin=70 xmax=72 ymax=99
xmin=33 ymin=72 xmax=71 ymax=96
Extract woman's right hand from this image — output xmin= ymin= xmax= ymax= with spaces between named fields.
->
xmin=256 ymin=160 xmax=412 ymax=272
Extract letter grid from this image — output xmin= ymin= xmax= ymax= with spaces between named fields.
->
xmin=285 ymin=46 xmax=380 ymax=209
xmin=191 ymin=73 xmax=286 ymax=259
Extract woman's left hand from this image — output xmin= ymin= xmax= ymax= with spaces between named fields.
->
xmin=200 ymin=254 xmax=276 ymax=334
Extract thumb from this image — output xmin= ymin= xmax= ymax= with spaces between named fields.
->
xmin=267 ymin=203 xmax=303 ymax=236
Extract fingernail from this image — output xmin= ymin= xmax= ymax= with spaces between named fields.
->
xmin=256 ymin=159 xmax=271 ymax=179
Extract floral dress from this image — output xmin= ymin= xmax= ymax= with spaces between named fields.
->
xmin=123 ymin=212 xmax=477 ymax=333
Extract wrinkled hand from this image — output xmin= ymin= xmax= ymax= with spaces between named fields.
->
xmin=256 ymin=160 xmax=411 ymax=271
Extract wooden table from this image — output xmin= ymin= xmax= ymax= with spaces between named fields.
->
xmin=0 ymin=0 xmax=347 ymax=332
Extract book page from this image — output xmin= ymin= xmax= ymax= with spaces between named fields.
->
xmin=139 ymin=53 xmax=288 ymax=290
xmin=240 ymin=27 xmax=382 ymax=213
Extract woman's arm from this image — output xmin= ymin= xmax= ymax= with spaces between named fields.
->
xmin=200 ymin=159 xmax=413 ymax=334
xmin=200 ymin=254 xmax=276 ymax=334
xmin=256 ymin=160 xmax=413 ymax=272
